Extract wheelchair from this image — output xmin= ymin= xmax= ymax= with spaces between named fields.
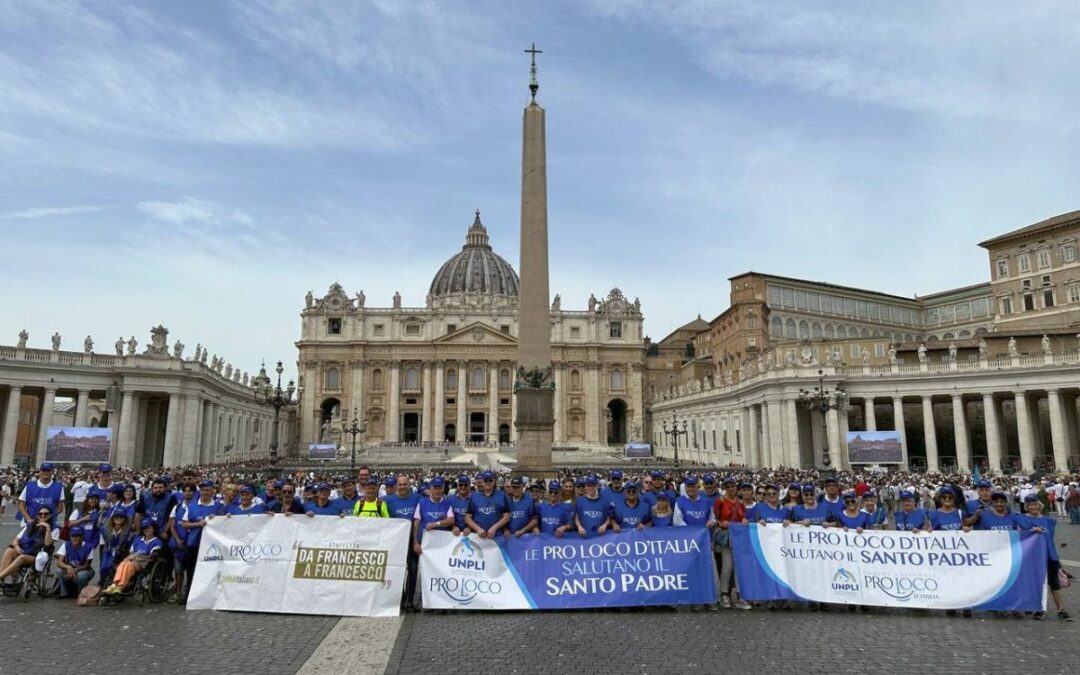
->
xmin=99 ymin=554 xmax=171 ymax=606
xmin=1 ymin=554 xmax=56 ymax=602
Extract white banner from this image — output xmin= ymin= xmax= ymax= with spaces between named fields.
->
xmin=419 ymin=530 xmax=532 ymax=610
xmin=187 ymin=515 xmax=410 ymax=617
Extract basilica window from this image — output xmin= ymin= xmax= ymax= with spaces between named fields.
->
xmin=405 ymin=367 xmax=419 ymax=388
xmin=999 ymin=297 xmax=1012 ymax=315
xmin=471 ymin=367 xmax=485 ymax=388
xmin=570 ymin=326 xmax=581 ymax=339
xmin=610 ymin=369 xmax=624 ymax=391
xmin=446 ymin=369 xmax=457 ymax=388
xmin=373 ymin=324 xmax=385 ymax=337
xmin=327 ymin=318 xmax=342 ymax=335
xmin=446 ymin=324 xmax=456 ymax=334
xmin=1018 ymin=254 xmax=1031 ymax=274
xmin=1023 ymin=293 xmax=1035 ymax=311
xmin=609 ymin=321 xmax=623 ymax=339
xmin=995 ymin=259 xmax=1009 ymax=278
xmin=501 ymin=325 xmax=511 ymax=334
xmin=570 ymin=369 xmax=582 ymax=390
xmin=325 ymin=367 xmax=340 ymax=390
xmin=769 ymin=316 xmax=783 ymax=337
xmin=1043 ymin=288 xmax=1055 ymax=308
xmin=405 ymin=323 xmax=421 ymax=336
xmin=372 ymin=369 xmax=383 ymax=389
xmin=1068 ymin=283 xmax=1080 ymax=304
xmin=499 ymin=369 xmax=511 ymax=390
xmin=1038 ymin=248 xmax=1051 ymax=269
xmin=1062 ymin=242 xmax=1077 ymax=264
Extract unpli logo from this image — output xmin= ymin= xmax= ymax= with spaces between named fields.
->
xmin=449 ymin=536 xmax=486 ymax=572
xmin=430 ymin=537 xmax=502 ymax=605
xmin=831 ymin=567 xmax=860 ymax=594
xmin=202 ymin=543 xmax=224 ymax=562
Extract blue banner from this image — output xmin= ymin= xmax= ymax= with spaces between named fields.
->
xmin=420 ymin=527 xmax=716 ymax=610
xmin=731 ymin=523 xmax=1048 ymax=611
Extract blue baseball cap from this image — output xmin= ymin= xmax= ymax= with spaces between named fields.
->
xmin=98 ymin=463 xmax=112 ymax=473
xmin=69 ymin=525 xmax=86 ymax=537
xmin=430 ymin=476 xmax=446 ymax=487
xmin=198 ymin=479 xmax=214 ymax=488
xmin=625 ymin=481 xmax=639 ymax=490
xmin=160 ymin=474 xmax=173 ymax=484
xmin=801 ymin=484 xmax=817 ymax=493
xmin=789 ymin=483 xmax=802 ymax=491
xmin=109 ymin=484 xmax=126 ymax=495
xmin=976 ymin=480 xmax=992 ymax=488
xmin=478 ymin=470 xmax=495 ymax=480
xmin=650 ymin=470 xmax=665 ymax=478
xmin=722 ymin=477 xmax=736 ymax=486
xmin=510 ymin=476 xmax=525 ymax=487
xmin=273 ymin=480 xmax=284 ymax=488
xmin=385 ymin=476 xmax=398 ymax=487
xmin=317 ymin=483 xmax=331 ymax=491
xmin=899 ymin=490 xmax=915 ymax=500
xmin=862 ymin=490 xmax=877 ymax=498
xmin=609 ymin=470 xmax=623 ymax=480
xmin=824 ymin=477 xmax=838 ymax=485
xmin=457 ymin=475 xmax=470 ymax=485
xmin=842 ymin=490 xmax=857 ymax=500
xmin=239 ymin=484 xmax=254 ymax=494
xmin=141 ymin=519 xmax=158 ymax=531
xmin=364 ymin=477 xmax=378 ymax=486
xmin=1023 ymin=493 xmax=1040 ymax=503
xmin=703 ymin=474 xmax=717 ymax=485
xmin=991 ymin=491 xmax=1008 ymax=500
xmin=548 ymin=479 xmax=561 ymax=491
xmin=683 ymin=476 xmax=698 ymax=486
xmin=303 ymin=485 xmax=315 ymax=493
xmin=39 ymin=462 xmax=54 ymax=471
xmin=584 ymin=475 xmax=599 ymax=486
xmin=656 ymin=492 xmax=671 ymax=501
xmin=738 ymin=481 xmax=752 ymax=490
xmin=574 ymin=478 xmax=585 ymax=487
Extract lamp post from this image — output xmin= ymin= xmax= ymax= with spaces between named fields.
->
xmin=798 ymin=368 xmax=847 ymax=470
xmin=662 ymin=414 xmax=688 ymax=466
xmin=254 ymin=360 xmax=296 ymax=477
xmin=343 ymin=407 xmax=367 ymax=473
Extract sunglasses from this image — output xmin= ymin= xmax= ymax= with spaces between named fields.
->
xmin=940 ymin=495 xmax=954 ymax=500
xmin=843 ymin=499 xmax=856 ymax=503
xmin=765 ymin=491 xmax=778 ymax=496
xmin=37 ymin=512 xmax=51 ymax=517
xmin=282 ymin=490 xmax=295 ymax=495
xmin=626 ymin=488 xmax=638 ymax=493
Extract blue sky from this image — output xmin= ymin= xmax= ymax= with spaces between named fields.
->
xmin=2 ymin=1 xmax=1079 ymax=383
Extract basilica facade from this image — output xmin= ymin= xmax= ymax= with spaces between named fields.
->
xmin=296 ymin=212 xmax=645 ymax=451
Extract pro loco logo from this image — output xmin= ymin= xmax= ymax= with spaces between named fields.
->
xmin=429 ymin=536 xmax=502 ymax=605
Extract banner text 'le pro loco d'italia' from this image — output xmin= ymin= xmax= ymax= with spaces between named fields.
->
xmin=187 ymin=515 xmax=409 ymax=617
xmin=731 ymin=523 xmax=1047 ymax=611
xmin=420 ymin=527 xmax=716 ymax=610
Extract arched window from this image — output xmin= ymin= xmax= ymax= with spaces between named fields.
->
xmin=325 ymin=367 xmax=340 ymax=389
xmin=770 ymin=316 xmax=783 ymax=337
xmin=446 ymin=369 xmax=457 ymax=389
xmin=824 ymin=323 xmax=835 ymax=339
xmin=799 ymin=320 xmax=810 ymax=339
xmin=812 ymin=321 xmax=823 ymax=338
xmin=499 ymin=369 xmax=511 ymax=390
xmin=570 ymin=369 xmax=582 ymax=390
xmin=372 ymin=369 xmax=383 ymax=389
xmin=405 ymin=366 xmax=419 ymax=388
xmin=471 ymin=367 xmax=485 ymax=388
xmin=610 ymin=369 xmax=624 ymax=391
xmin=837 ymin=325 xmax=848 ymax=339
xmin=784 ymin=318 xmax=797 ymax=339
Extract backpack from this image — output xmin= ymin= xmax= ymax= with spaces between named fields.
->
xmin=77 ymin=585 xmax=101 ymax=607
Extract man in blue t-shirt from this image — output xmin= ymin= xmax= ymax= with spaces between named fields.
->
xmin=975 ymin=492 xmax=1017 ymax=531
xmin=18 ymin=463 xmax=65 ymax=527
xmin=750 ymin=484 xmax=790 ymax=524
xmin=537 ymin=480 xmax=573 ymax=535
xmin=505 ymin=477 xmax=537 ymax=538
xmin=448 ymin=475 xmax=472 ymax=531
xmin=894 ymin=491 xmax=928 ymax=532
xmin=466 ymin=470 xmax=509 ymax=538
xmin=574 ymin=476 xmax=611 ymax=538
xmin=674 ymin=476 xmax=717 ymax=528
xmin=386 ymin=475 xmax=421 ymax=520
xmin=820 ymin=477 xmax=844 ymax=521
xmin=791 ymin=484 xmax=831 ymax=525
xmin=965 ymin=479 xmax=995 ymax=527
xmin=332 ymin=477 xmax=361 ymax=515
xmin=600 ymin=470 xmax=626 ymax=507
xmin=611 ymin=481 xmax=651 ymax=531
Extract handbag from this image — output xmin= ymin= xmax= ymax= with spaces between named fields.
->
xmin=1059 ymin=568 xmax=1070 ymax=589
xmin=77 ymin=585 xmax=101 ymax=607
xmin=58 ymin=520 xmax=71 ymax=541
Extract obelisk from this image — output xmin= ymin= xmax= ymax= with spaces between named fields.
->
xmin=514 ymin=43 xmax=554 ymax=473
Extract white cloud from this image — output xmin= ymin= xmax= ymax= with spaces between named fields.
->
xmin=0 ymin=205 xmax=103 ymax=220
xmin=137 ymin=197 xmax=252 ymax=227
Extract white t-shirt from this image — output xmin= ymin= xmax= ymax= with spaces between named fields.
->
xmin=72 ymin=480 xmax=93 ymax=502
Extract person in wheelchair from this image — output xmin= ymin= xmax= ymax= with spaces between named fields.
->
xmin=0 ymin=506 xmax=54 ymax=589
xmin=54 ymin=525 xmax=95 ymax=599
xmin=102 ymin=519 xmax=162 ymax=596
xmin=98 ymin=511 xmax=133 ymax=588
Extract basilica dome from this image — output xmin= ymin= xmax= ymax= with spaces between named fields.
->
xmin=428 ymin=211 xmax=519 ymax=300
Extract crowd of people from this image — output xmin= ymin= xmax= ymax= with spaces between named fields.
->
xmin=1 ymin=460 xmax=1077 ymax=619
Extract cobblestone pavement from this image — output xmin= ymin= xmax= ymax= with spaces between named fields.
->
xmin=3 ymin=517 xmax=1080 ymax=675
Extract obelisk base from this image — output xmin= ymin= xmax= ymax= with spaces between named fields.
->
xmin=514 ymin=388 xmax=554 ymax=475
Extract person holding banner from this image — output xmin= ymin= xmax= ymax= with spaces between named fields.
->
xmin=750 ymin=484 xmax=790 ymax=524
xmin=466 ymin=470 xmax=509 ymax=538
xmin=820 ymin=477 xmax=844 ymax=520
xmin=537 ymin=480 xmax=573 ymax=536
xmin=387 ymin=476 xmax=421 ymax=520
xmin=611 ymin=481 xmax=651 ymax=531
xmin=448 ymin=476 xmax=472 ymax=532
xmin=1017 ymin=494 xmax=1072 ymax=621
xmin=505 ymin=477 xmax=537 ymax=538
xmin=600 ymin=470 xmax=625 ymax=507
xmin=928 ymin=488 xmax=969 ymax=532
xmin=354 ymin=478 xmax=390 ymax=518
xmin=333 ymin=477 xmax=361 ymax=515
xmin=410 ymin=476 xmax=454 ymax=611
xmin=178 ymin=480 xmax=223 ymax=603
xmin=573 ymin=476 xmax=613 ymax=538
xmin=267 ymin=482 xmax=305 ymax=515
xmin=830 ymin=491 xmax=869 ymax=532
xmin=306 ymin=484 xmax=342 ymax=516
xmin=860 ymin=491 xmax=888 ymax=529
xmin=893 ymin=491 xmax=928 ymax=532
xmin=674 ymin=477 xmax=717 ymax=529
xmin=715 ymin=478 xmax=750 ymax=610
xmin=226 ymin=485 xmax=266 ymax=515
xmin=974 ymin=492 xmax=1017 ymax=531
xmin=781 ymin=483 xmax=802 ymax=509
xmin=790 ymin=485 xmax=830 ymax=526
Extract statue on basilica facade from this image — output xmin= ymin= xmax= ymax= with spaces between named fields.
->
xmin=948 ymin=342 xmax=957 ymax=362
xmin=200 ymin=349 xmax=208 ymax=365
xmin=126 ymin=336 xmax=137 ymax=355
xmin=393 ymin=291 xmax=402 ymax=309
xmin=194 ymin=343 xmax=202 ymax=362
xmin=115 ymin=337 xmax=124 ymax=356
xmin=84 ymin=335 xmax=93 ymax=354
xmin=588 ymin=293 xmax=598 ymax=312
xmin=305 ymin=291 xmax=314 ymax=309
xmin=1042 ymin=334 xmax=1052 ymax=355
xmin=356 ymin=290 xmax=365 ymax=308
xmin=224 ymin=364 xmax=233 ymax=379
xmin=551 ymin=294 xmax=561 ymax=311
xmin=824 ymin=348 xmax=837 ymax=367
xmin=16 ymin=330 xmax=28 ymax=349
xmin=242 ymin=372 xmax=249 ymax=386
xmin=51 ymin=333 xmax=61 ymax=351
xmin=1008 ymin=336 xmax=1018 ymax=358
xmin=174 ymin=340 xmax=185 ymax=359
xmin=917 ymin=344 xmax=927 ymax=364
xmin=888 ymin=345 xmax=898 ymax=364
xmin=862 ymin=348 xmax=871 ymax=365
xmin=978 ymin=338 xmax=988 ymax=359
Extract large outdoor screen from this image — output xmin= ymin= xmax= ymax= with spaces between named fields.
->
xmin=308 ymin=443 xmax=338 ymax=460
xmin=45 ymin=426 xmax=111 ymax=463
xmin=846 ymin=431 xmax=903 ymax=464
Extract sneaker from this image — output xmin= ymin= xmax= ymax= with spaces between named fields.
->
xmin=104 ymin=584 xmax=121 ymax=595
xmin=1059 ymin=610 xmax=1073 ymax=622
xmin=166 ymin=593 xmax=179 ymax=603
xmin=719 ymin=595 xmax=731 ymax=609
xmin=734 ymin=599 xmax=752 ymax=610
xmin=1033 ymin=612 xmax=1045 ymax=620
xmin=705 ymin=603 xmax=719 ymax=612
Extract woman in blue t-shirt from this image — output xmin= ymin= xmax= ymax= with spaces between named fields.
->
xmin=0 ymin=506 xmax=53 ymax=585
xmin=650 ymin=493 xmax=674 ymax=528
xmin=1016 ymin=494 xmax=1072 ymax=621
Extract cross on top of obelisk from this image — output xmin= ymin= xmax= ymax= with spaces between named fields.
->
xmin=525 ymin=42 xmax=542 ymax=101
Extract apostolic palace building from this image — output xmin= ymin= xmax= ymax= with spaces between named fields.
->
xmin=648 ymin=210 xmax=1080 ymax=475
xmin=296 ymin=211 xmax=646 ymax=451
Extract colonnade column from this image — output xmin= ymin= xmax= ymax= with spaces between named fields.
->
xmin=552 ymin=367 xmax=564 ymax=445
xmin=766 ymin=399 xmax=783 ymax=468
xmin=421 ymin=362 xmax=433 ymax=443
xmin=1 ymin=386 xmax=21 ymax=466
xmin=825 ymin=407 xmax=842 ymax=469
xmin=1047 ymin=389 xmax=1069 ymax=472
xmin=387 ymin=363 xmax=401 ymax=442
xmin=785 ymin=399 xmax=800 ymax=467
xmin=198 ymin=401 xmax=212 ymax=464
xmin=586 ymin=365 xmax=600 ymax=444
xmin=35 ymin=388 xmax=56 ymax=465
xmin=748 ymin=406 xmax=760 ymax=467
xmin=74 ymin=390 xmax=90 ymax=427
xmin=116 ymin=391 xmax=136 ymax=467
xmin=1014 ymin=391 xmax=1035 ymax=472
xmin=951 ymin=394 xmax=971 ymax=473
xmin=982 ymin=394 xmax=1002 ymax=472
xmin=433 ymin=361 xmax=445 ymax=443
xmin=864 ymin=398 xmax=877 ymax=431
xmin=181 ymin=395 xmax=201 ymax=465
xmin=892 ymin=397 xmax=909 ymax=471
xmin=162 ymin=394 xmax=181 ymax=466
xmin=456 ymin=362 xmax=467 ymax=444
xmin=488 ymin=364 xmax=499 ymax=444
xmin=921 ymin=395 xmax=939 ymax=472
